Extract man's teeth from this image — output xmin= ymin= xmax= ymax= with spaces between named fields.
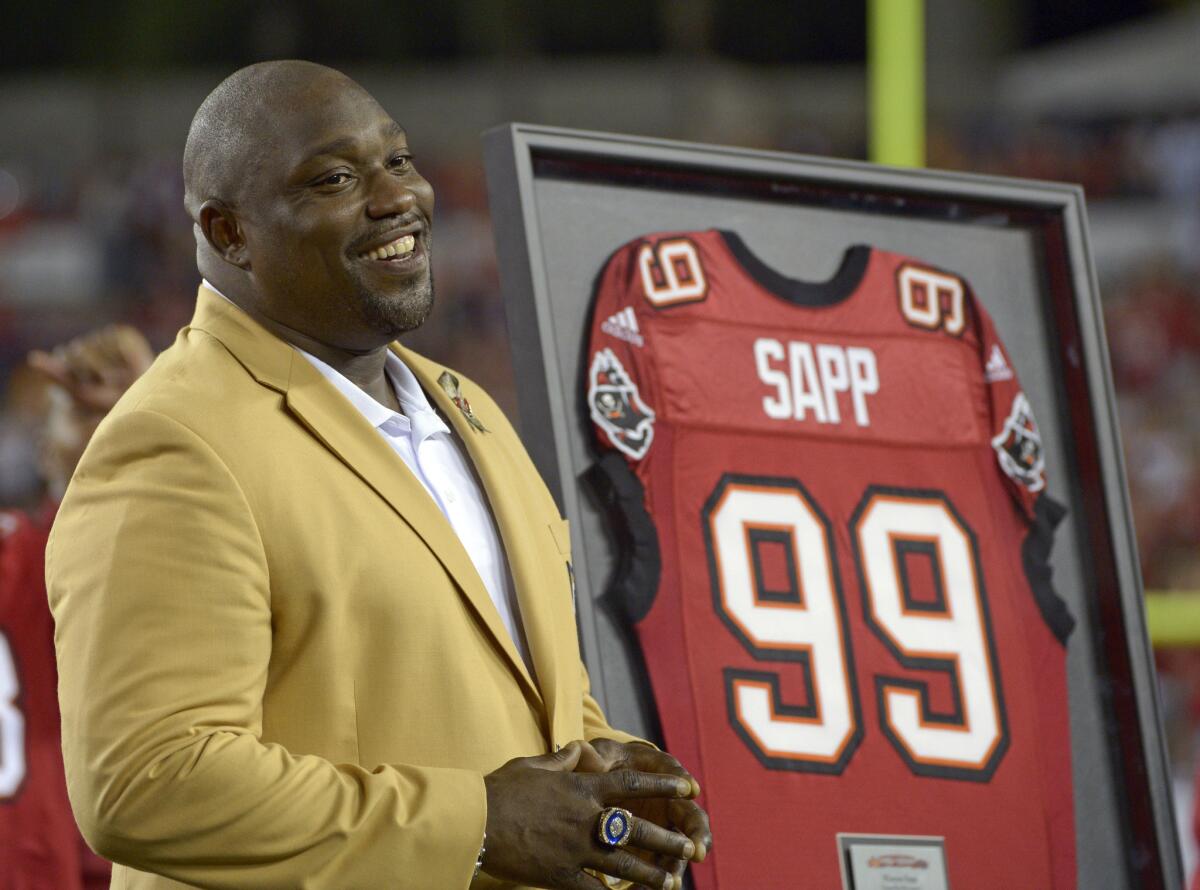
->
xmin=361 ymin=234 xmax=416 ymax=260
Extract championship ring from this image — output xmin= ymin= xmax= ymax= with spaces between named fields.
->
xmin=597 ymin=806 xmax=634 ymax=848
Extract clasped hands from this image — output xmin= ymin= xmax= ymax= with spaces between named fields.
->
xmin=481 ymin=739 xmax=712 ymax=890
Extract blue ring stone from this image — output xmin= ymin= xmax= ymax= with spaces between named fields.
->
xmin=603 ymin=810 xmax=629 ymax=845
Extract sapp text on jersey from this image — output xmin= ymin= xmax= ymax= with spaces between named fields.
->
xmin=753 ymin=338 xmax=880 ymax=426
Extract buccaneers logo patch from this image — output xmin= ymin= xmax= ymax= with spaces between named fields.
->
xmin=589 ymin=348 xmax=656 ymax=459
xmin=991 ymin=392 xmax=1045 ymax=492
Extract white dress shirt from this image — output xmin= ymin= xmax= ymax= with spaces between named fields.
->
xmin=201 ymin=281 xmax=531 ymax=670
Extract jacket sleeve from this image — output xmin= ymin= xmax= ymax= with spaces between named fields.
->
xmin=47 ymin=408 xmax=486 ymax=890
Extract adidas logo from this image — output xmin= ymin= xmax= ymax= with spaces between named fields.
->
xmin=601 ymin=307 xmax=644 ymax=347
xmin=984 ymin=344 xmax=1013 ymax=382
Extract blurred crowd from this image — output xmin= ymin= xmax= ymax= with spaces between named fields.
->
xmin=931 ymin=112 xmax=1200 ymax=205
xmin=1107 ymin=265 xmax=1200 ymax=594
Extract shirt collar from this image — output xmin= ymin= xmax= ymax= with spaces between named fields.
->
xmin=201 ymin=279 xmax=451 ymax=444
xmin=383 ymin=352 xmax=452 ymax=443
xmin=302 ymin=350 xmax=395 ymax=428
xmin=300 ymin=349 xmax=452 ymax=446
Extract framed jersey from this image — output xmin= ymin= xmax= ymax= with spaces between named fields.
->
xmin=483 ymin=124 xmax=1178 ymax=889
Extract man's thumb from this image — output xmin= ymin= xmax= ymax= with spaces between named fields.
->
xmin=530 ymin=740 xmax=590 ymax=772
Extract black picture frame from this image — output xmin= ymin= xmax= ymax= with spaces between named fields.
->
xmin=483 ymin=122 xmax=1179 ymax=889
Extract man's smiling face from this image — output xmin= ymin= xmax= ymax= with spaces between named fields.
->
xmin=236 ymin=73 xmax=436 ymax=351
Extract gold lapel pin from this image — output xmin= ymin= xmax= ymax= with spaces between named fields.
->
xmin=437 ymin=371 xmax=487 ymax=433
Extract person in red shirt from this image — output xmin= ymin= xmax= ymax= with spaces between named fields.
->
xmin=1 ymin=324 xmax=152 ymax=889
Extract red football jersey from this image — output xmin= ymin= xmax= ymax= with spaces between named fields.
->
xmin=0 ymin=504 xmax=110 ymax=889
xmin=585 ymin=230 xmax=1076 ymax=889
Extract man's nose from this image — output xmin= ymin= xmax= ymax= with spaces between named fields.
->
xmin=365 ymin=169 xmax=417 ymax=218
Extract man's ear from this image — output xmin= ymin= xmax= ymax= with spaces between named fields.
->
xmin=198 ymin=200 xmax=251 ymax=269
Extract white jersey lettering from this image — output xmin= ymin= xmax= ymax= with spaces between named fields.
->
xmin=755 ymin=339 xmax=879 ymax=428
xmin=754 ymin=338 xmax=792 ymax=420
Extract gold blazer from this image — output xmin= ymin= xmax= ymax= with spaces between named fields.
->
xmin=48 ymin=285 xmax=641 ymax=889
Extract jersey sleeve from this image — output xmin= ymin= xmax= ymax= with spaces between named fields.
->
xmin=971 ymin=293 xmax=1047 ymax=521
xmin=585 ymin=238 xmax=666 ymax=623
xmin=968 ymin=285 xmax=1074 ymax=642
xmin=586 ymin=238 xmax=661 ymax=465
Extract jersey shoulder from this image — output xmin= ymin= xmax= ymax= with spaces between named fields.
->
xmin=597 ymin=229 xmax=725 ymax=312
xmin=873 ymin=250 xmax=987 ymax=343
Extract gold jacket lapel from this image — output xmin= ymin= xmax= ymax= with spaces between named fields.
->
xmin=189 ymin=286 xmax=543 ymax=705
xmin=401 ymin=347 xmax=569 ymax=733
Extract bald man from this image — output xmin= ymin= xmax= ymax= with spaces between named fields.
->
xmin=47 ymin=61 xmax=709 ymax=890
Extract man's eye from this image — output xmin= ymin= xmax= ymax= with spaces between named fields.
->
xmin=389 ymin=155 xmax=412 ymax=171
xmin=320 ymin=172 xmax=353 ymax=186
